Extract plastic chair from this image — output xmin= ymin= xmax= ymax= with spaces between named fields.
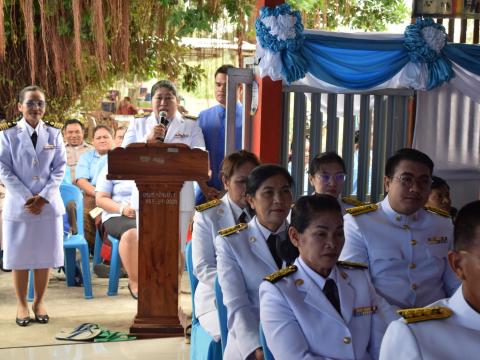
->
xmin=259 ymin=323 xmax=275 ymax=360
xmin=106 ymin=234 xmax=122 ymax=296
xmin=28 ymin=184 xmax=93 ymax=300
xmin=185 ymin=242 xmax=222 ymax=360
xmin=92 ymin=229 xmax=103 ymax=266
xmin=215 ymin=275 xmax=228 ymax=355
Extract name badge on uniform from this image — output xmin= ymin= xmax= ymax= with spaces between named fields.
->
xmin=428 ymin=236 xmax=448 ymax=244
xmin=174 ymin=132 xmax=188 ymax=138
xmin=43 ymin=144 xmax=55 ymax=150
xmin=354 ymin=305 xmax=377 ymax=317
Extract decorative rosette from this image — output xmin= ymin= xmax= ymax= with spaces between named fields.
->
xmin=255 ymin=3 xmax=307 ymax=83
xmin=404 ymin=18 xmax=454 ymax=90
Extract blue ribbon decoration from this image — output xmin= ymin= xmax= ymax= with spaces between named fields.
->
xmin=404 ymin=18 xmax=454 ymax=90
xmin=255 ymin=4 xmax=308 ymax=83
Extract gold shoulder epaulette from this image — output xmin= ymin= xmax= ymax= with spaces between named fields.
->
xmin=345 ymin=204 xmax=378 ymax=216
xmin=218 ymin=223 xmax=248 ymax=237
xmin=183 ymin=114 xmax=198 ymax=121
xmin=264 ymin=265 xmax=298 ymax=283
xmin=134 ymin=112 xmax=150 ymax=118
xmin=44 ymin=119 xmax=63 ymax=129
xmin=398 ymin=306 xmax=452 ymax=324
xmin=0 ymin=119 xmax=17 ymax=131
xmin=424 ymin=206 xmax=451 ymax=218
xmin=337 ymin=260 xmax=368 ymax=269
xmin=195 ymin=198 xmax=221 ymax=212
xmin=342 ymin=196 xmax=367 ymax=207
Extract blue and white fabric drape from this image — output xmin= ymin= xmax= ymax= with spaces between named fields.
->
xmin=255 ymin=5 xmax=480 ymax=102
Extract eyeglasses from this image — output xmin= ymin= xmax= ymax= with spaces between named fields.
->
xmin=391 ymin=175 xmax=432 ymax=189
xmin=315 ymin=173 xmax=347 ymax=184
xmin=458 ymin=250 xmax=480 ymax=262
xmin=25 ymin=100 xmax=46 ymax=108
xmin=154 ymin=96 xmax=175 ymax=103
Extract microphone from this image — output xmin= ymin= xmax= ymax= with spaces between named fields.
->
xmin=157 ymin=111 xmax=168 ymax=141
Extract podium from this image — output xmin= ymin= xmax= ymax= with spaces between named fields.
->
xmin=108 ymin=143 xmax=209 ymax=338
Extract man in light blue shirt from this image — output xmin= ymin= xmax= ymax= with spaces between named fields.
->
xmin=195 ymin=65 xmax=243 ymax=205
xmin=75 ymin=125 xmax=113 ymax=249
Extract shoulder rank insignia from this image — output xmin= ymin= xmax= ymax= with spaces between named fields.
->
xmin=0 ymin=119 xmax=17 ymax=131
xmin=195 ymin=198 xmax=221 ymax=212
xmin=398 ymin=306 xmax=452 ymax=324
xmin=342 ymin=196 xmax=367 ymax=207
xmin=337 ymin=261 xmax=368 ymax=269
xmin=424 ymin=206 xmax=451 ymax=218
xmin=134 ymin=112 xmax=150 ymax=118
xmin=183 ymin=114 xmax=198 ymax=121
xmin=345 ymin=204 xmax=378 ymax=216
xmin=218 ymin=223 xmax=248 ymax=237
xmin=44 ymin=119 xmax=63 ymax=129
xmin=264 ymin=265 xmax=298 ymax=283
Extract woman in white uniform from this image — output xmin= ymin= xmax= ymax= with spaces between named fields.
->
xmin=260 ymin=195 xmax=389 ymax=360
xmin=192 ymin=150 xmax=260 ymax=339
xmin=0 ymin=86 xmax=66 ymax=326
xmin=215 ymin=164 xmax=297 ymax=360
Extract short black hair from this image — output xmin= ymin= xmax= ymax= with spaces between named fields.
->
xmin=385 ymin=148 xmax=434 ymax=178
xmin=215 ymin=64 xmax=235 ymax=78
xmin=220 ymin=150 xmax=260 ymax=181
xmin=290 ymin=194 xmax=342 ymax=233
xmin=246 ymin=164 xmax=294 ymax=197
xmin=308 ymin=152 xmax=346 ymax=175
xmin=151 ymin=80 xmax=177 ymax=99
xmin=454 ymin=200 xmax=480 ymax=251
xmin=93 ymin=125 xmax=113 ymax=137
xmin=431 ymin=176 xmax=450 ymax=190
xmin=63 ymin=119 xmax=85 ymax=131
xmin=18 ymin=85 xmax=45 ymax=103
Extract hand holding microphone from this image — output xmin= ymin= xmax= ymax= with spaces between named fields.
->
xmin=147 ymin=111 xmax=168 ymax=143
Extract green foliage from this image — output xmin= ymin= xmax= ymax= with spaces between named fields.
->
xmin=287 ymin=0 xmax=409 ymax=31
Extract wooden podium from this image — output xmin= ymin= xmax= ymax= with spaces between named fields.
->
xmin=107 ymin=143 xmax=209 ymax=338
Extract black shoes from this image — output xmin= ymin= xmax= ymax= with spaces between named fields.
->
xmin=127 ymin=283 xmax=138 ymax=300
xmin=15 ymin=316 xmax=31 ymax=327
xmin=34 ymin=312 xmax=49 ymax=324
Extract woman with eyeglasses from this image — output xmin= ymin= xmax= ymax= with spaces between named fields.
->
xmin=308 ymin=152 xmax=366 ymax=212
xmin=215 ymin=164 xmax=298 ymax=360
xmin=0 ymin=86 xmax=66 ymax=326
xmin=192 ymin=150 xmax=260 ymax=340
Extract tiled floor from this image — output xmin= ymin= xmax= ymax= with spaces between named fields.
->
xmin=0 ymin=337 xmax=189 ymax=360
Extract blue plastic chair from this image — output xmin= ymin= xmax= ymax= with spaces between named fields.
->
xmin=259 ymin=323 xmax=275 ymax=360
xmin=106 ymin=234 xmax=121 ymax=296
xmin=185 ymin=242 xmax=222 ymax=360
xmin=93 ymin=229 xmax=103 ymax=266
xmin=28 ymin=184 xmax=93 ymax=300
xmin=215 ymin=275 xmax=228 ymax=355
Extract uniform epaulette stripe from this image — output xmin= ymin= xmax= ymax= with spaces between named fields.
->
xmin=134 ymin=112 xmax=151 ymax=118
xmin=342 ymin=196 xmax=367 ymax=207
xmin=337 ymin=261 xmax=368 ymax=269
xmin=398 ymin=306 xmax=452 ymax=324
xmin=183 ymin=114 xmax=198 ymax=121
xmin=195 ymin=198 xmax=221 ymax=212
xmin=218 ymin=223 xmax=248 ymax=237
xmin=0 ymin=119 xmax=17 ymax=131
xmin=345 ymin=204 xmax=378 ymax=216
xmin=264 ymin=265 xmax=298 ymax=283
xmin=424 ymin=206 xmax=451 ymax=218
xmin=44 ymin=120 xmax=63 ymax=129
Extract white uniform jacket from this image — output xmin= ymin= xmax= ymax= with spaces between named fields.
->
xmin=340 ymin=196 xmax=459 ymax=309
xmin=214 ymin=217 xmax=281 ymax=360
xmin=0 ymin=118 xmax=66 ymax=221
xmin=121 ymin=111 xmax=205 ymax=211
xmin=122 ymin=111 xmax=205 ymax=148
xmin=380 ymin=286 xmax=480 ymax=360
xmin=192 ymin=194 xmax=240 ymax=318
xmin=260 ymin=258 xmax=390 ymax=360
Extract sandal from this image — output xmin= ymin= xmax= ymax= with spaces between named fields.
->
xmin=55 ymin=323 xmax=102 ymax=341
xmin=94 ymin=330 xmax=136 ymax=342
